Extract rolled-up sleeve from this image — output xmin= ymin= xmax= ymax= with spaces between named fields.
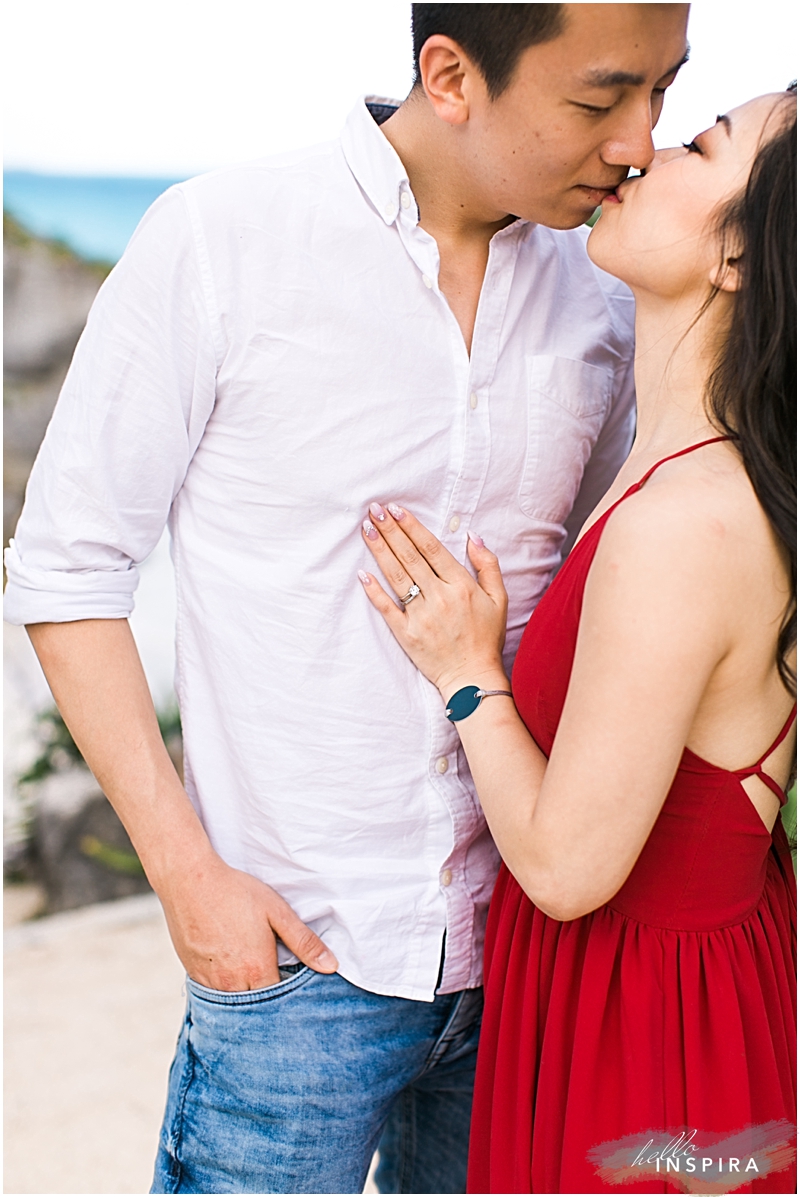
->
xmin=4 ymin=185 xmax=219 ymax=625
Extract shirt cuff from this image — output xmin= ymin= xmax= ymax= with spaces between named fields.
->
xmin=3 ymin=540 xmax=138 ymax=625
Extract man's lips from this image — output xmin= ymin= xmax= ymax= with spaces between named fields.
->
xmin=576 ymin=183 xmax=625 ymax=204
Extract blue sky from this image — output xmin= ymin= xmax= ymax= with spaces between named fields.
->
xmin=4 ymin=0 xmax=797 ymax=177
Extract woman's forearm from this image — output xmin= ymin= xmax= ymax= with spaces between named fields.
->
xmin=455 ymin=703 xmax=605 ymax=919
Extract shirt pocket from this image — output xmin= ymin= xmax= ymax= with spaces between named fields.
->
xmin=519 ymin=355 xmax=613 ymax=523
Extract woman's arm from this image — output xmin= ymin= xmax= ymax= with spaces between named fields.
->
xmin=360 ymin=494 xmax=731 ymax=919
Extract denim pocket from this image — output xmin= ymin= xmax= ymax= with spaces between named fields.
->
xmin=519 ymin=355 xmax=612 ymax=523
xmin=186 ymin=965 xmax=315 ymax=1006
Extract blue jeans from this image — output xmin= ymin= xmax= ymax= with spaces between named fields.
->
xmin=151 ymin=966 xmax=482 ymax=1194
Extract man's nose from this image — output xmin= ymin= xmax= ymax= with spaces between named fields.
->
xmin=602 ymin=103 xmax=657 ymax=173
xmin=652 ymin=146 xmax=687 ymax=165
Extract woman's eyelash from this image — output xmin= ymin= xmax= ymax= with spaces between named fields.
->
xmin=682 ymin=140 xmax=702 ymax=154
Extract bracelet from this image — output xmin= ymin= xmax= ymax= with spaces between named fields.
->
xmin=445 ymin=686 xmax=514 ymax=722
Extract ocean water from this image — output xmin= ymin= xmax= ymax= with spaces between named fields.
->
xmin=3 ymin=171 xmax=186 ymax=263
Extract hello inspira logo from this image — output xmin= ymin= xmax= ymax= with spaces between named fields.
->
xmin=587 ymin=1121 xmax=795 ymax=1192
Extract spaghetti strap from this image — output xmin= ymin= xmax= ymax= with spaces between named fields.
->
xmin=633 ymin=437 xmax=793 ymax=793
xmin=633 ymin=435 xmax=733 ymax=491
xmin=575 ymin=436 xmax=735 ymax=547
xmin=634 ymin=437 xmax=794 ymax=808
xmin=732 ymin=704 xmax=797 ymax=806
xmin=753 ymin=704 xmax=798 ymax=767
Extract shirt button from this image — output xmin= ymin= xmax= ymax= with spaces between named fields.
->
xmin=470 ymin=392 xmax=478 ymax=410
xmin=400 ymin=192 xmax=411 ymax=209
xmin=384 ymin=202 xmax=394 ymax=217
xmin=441 ymin=869 xmax=453 ymax=888
xmin=422 ymin=274 xmax=433 ymax=289
xmin=436 ymin=756 xmax=449 ymax=774
xmin=449 ymin=515 xmax=461 ymax=532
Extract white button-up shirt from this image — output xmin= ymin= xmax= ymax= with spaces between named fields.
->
xmin=4 ymin=97 xmax=635 ymax=1001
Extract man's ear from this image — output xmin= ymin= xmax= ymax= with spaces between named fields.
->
xmin=418 ymin=36 xmax=478 ymax=126
xmin=710 ymin=254 xmax=743 ymax=293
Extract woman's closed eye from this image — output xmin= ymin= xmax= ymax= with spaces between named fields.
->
xmin=682 ymin=139 xmax=702 ymax=154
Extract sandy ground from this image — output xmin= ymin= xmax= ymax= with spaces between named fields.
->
xmin=4 ymin=889 xmax=379 ymax=1194
xmin=4 ymin=891 xmax=185 ymax=1194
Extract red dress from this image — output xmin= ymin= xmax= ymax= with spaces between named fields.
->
xmin=468 ymin=440 xmax=797 ymax=1194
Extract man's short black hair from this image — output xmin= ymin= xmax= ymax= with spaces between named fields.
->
xmin=412 ymin=4 xmax=566 ymax=99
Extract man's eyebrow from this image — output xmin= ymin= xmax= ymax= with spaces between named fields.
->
xmin=716 ymin=113 xmax=732 ymax=137
xmin=580 ymin=67 xmax=645 ymax=88
xmin=579 ymin=48 xmax=690 ymax=91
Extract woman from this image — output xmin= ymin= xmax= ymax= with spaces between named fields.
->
xmin=357 ymin=89 xmax=796 ymax=1194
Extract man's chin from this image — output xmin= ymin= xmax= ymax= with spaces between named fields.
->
xmin=517 ymin=186 xmax=618 ymax=230
xmin=520 ymin=203 xmax=598 ymax=231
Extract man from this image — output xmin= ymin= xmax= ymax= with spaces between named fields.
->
xmin=4 ymin=4 xmax=690 ymax=1193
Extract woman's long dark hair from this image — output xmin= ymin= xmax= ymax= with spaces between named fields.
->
xmin=705 ymin=87 xmax=797 ymax=695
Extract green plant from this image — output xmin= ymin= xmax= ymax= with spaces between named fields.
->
xmin=781 ymin=782 xmax=797 ymax=876
xmin=79 ymin=835 xmax=146 ymax=876
xmin=157 ymin=705 xmax=182 ymax=744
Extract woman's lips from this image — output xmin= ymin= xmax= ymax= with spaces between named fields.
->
xmin=602 ymin=189 xmax=622 ymax=204
xmin=611 ymin=174 xmax=644 ymax=203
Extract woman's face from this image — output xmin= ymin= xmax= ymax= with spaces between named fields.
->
xmin=587 ymin=93 xmax=790 ymax=300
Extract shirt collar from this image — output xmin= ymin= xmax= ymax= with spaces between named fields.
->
xmin=340 ymin=96 xmax=411 ymax=226
xmin=341 ymin=94 xmax=534 ymax=241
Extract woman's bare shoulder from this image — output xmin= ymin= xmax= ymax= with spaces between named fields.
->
xmin=600 ymin=443 xmax=774 ymax=571
xmin=585 ymin=443 xmax=785 ymax=651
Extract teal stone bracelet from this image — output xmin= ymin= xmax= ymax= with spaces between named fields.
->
xmin=445 ymin=686 xmax=513 ymax=722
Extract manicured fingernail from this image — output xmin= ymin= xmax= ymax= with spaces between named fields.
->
xmin=362 ymin=519 xmax=379 ymax=541
xmin=387 ymin=503 xmax=405 ymax=520
xmin=357 ymin=570 xmax=371 ymax=585
xmin=315 ymin=949 xmax=338 ymax=970
xmin=468 ymin=530 xmax=485 ymax=548
xmin=369 ymin=502 xmax=386 ymax=522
